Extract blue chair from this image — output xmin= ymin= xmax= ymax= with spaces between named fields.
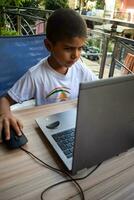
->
xmin=0 ymin=34 xmax=49 ymax=97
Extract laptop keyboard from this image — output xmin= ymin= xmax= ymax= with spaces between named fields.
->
xmin=52 ymin=128 xmax=75 ymax=158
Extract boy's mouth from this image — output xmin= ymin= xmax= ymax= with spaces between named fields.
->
xmin=67 ymin=60 xmax=77 ymax=65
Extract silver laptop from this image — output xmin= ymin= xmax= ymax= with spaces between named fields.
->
xmin=36 ymin=74 xmax=134 ymax=174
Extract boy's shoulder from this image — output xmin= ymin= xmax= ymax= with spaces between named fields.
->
xmin=28 ymin=57 xmax=48 ymax=74
xmin=74 ymin=58 xmax=91 ymax=72
xmin=74 ymin=59 xmax=97 ymax=80
xmin=75 ymin=58 xmax=86 ymax=67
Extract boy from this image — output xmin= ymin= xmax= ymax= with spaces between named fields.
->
xmin=0 ymin=8 xmax=97 ymax=141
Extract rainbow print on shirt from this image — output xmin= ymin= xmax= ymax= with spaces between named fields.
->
xmin=46 ymin=86 xmax=71 ymax=102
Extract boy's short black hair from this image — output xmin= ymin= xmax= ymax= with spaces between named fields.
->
xmin=46 ymin=8 xmax=87 ymax=43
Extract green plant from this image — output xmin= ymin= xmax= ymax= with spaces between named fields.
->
xmin=45 ymin=0 xmax=68 ymax=10
xmin=0 ymin=0 xmax=32 ymax=7
xmin=95 ymin=0 xmax=105 ymax=9
xmin=0 ymin=0 xmax=32 ymax=35
xmin=108 ymin=41 xmax=114 ymax=52
xmin=86 ymin=38 xmax=113 ymax=53
xmin=0 ymin=28 xmax=19 ymax=36
xmin=87 ymin=38 xmax=101 ymax=49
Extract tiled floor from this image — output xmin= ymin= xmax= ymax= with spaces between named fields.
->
xmin=82 ymin=57 xmax=121 ymax=78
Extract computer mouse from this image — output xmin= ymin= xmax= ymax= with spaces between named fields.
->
xmin=2 ymin=127 xmax=28 ymax=149
xmin=46 ymin=121 xmax=60 ymax=129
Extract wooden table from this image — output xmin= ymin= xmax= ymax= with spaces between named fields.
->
xmin=1 ymin=100 xmax=134 ymax=200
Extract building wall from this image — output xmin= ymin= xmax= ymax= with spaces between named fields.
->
xmin=120 ymin=0 xmax=134 ymax=22
xmin=114 ymin=0 xmax=134 ymax=22
xmin=123 ymin=0 xmax=134 ymax=9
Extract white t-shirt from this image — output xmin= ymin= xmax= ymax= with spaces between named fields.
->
xmin=8 ymin=57 xmax=97 ymax=105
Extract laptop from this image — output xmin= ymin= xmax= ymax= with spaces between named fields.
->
xmin=36 ymin=74 xmax=134 ymax=174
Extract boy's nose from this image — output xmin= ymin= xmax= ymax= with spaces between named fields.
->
xmin=71 ymin=50 xmax=79 ymax=60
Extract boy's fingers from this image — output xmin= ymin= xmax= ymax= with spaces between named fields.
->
xmin=1 ymin=117 xmax=23 ymax=140
xmin=3 ymin=118 xmax=10 ymax=140
xmin=10 ymin=120 xmax=22 ymax=136
xmin=17 ymin=119 xmax=23 ymax=131
xmin=0 ymin=124 xmax=3 ymax=143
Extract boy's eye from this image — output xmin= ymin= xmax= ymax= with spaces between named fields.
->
xmin=64 ymin=47 xmax=83 ymax=51
xmin=64 ymin=47 xmax=72 ymax=51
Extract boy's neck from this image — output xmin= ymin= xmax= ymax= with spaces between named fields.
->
xmin=48 ymin=56 xmax=68 ymax=75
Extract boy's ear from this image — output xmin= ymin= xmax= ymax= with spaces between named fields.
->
xmin=44 ymin=38 xmax=53 ymax=51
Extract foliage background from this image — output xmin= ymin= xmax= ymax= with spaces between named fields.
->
xmin=45 ymin=0 xmax=68 ymax=10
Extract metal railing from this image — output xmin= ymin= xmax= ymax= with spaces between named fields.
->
xmin=0 ymin=6 xmax=53 ymax=35
xmin=84 ymin=15 xmax=134 ymax=78
xmin=89 ymin=29 xmax=134 ymax=78
xmin=109 ymin=36 xmax=134 ymax=77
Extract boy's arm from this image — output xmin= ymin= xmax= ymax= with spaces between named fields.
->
xmin=0 ymin=95 xmax=23 ymax=142
xmin=0 ymin=95 xmax=15 ymax=112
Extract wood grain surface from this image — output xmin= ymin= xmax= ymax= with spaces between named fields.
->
xmin=1 ymin=100 xmax=134 ymax=200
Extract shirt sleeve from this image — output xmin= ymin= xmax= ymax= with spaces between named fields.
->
xmin=78 ymin=59 xmax=98 ymax=82
xmin=8 ymin=71 xmax=35 ymax=103
xmin=84 ymin=66 xmax=98 ymax=81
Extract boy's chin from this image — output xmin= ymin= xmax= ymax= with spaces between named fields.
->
xmin=65 ymin=61 xmax=76 ymax=67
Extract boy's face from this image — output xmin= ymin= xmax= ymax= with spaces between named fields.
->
xmin=45 ymin=37 xmax=86 ymax=68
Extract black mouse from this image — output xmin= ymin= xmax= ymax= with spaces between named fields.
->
xmin=46 ymin=121 xmax=60 ymax=129
xmin=2 ymin=127 xmax=28 ymax=149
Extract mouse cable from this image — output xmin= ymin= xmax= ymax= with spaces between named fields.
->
xmin=20 ymin=147 xmax=84 ymax=199
xmin=40 ymin=161 xmax=101 ymax=200
xmin=20 ymin=147 xmax=102 ymax=200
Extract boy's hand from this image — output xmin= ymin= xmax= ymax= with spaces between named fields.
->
xmin=0 ymin=112 xmax=23 ymax=143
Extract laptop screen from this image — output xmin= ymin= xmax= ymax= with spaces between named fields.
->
xmin=72 ymin=74 xmax=134 ymax=174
